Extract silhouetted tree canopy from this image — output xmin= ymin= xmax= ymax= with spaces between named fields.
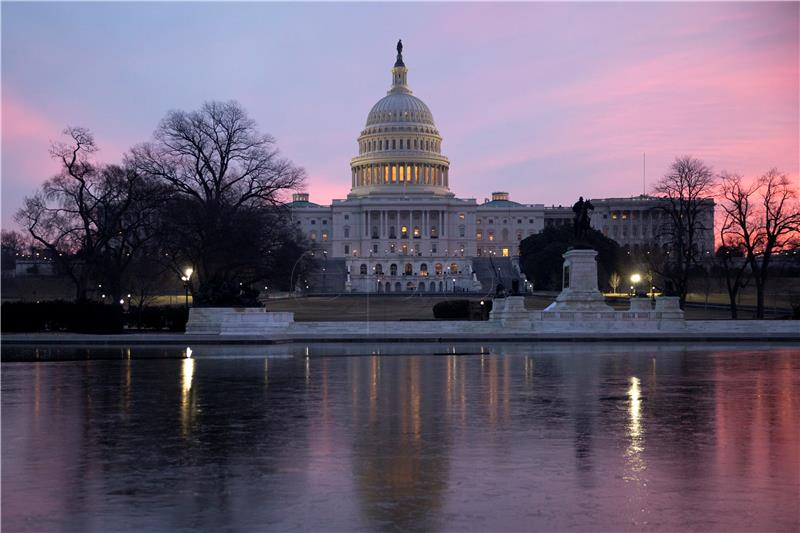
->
xmin=519 ymin=225 xmax=622 ymax=290
xmin=131 ymin=100 xmax=307 ymax=305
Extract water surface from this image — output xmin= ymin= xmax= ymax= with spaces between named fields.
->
xmin=3 ymin=343 xmax=799 ymax=532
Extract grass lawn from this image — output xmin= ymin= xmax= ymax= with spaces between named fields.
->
xmin=263 ymin=294 xmax=752 ymax=321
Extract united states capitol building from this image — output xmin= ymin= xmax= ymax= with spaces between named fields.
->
xmin=288 ymin=43 xmax=714 ymax=293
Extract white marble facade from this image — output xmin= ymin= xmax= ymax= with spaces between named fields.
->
xmin=288 ymin=43 xmax=714 ymax=293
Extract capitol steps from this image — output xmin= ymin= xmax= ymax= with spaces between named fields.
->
xmin=471 ymin=257 xmax=526 ymax=293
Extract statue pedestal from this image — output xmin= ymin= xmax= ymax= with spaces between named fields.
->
xmin=489 ymin=296 xmax=529 ymax=327
xmin=545 ymin=248 xmax=613 ymax=312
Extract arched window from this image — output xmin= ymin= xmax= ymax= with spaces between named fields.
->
xmin=310 ymin=231 xmax=317 ymax=241
xmin=394 ymin=282 xmax=402 ymax=292
xmin=385 ymin=281 xmax=391 ymax=292
xmin=420 ymin=263 xmax=428 ymax=276
xmin=390 ymin=263 xmax=397 ymax=276
xmin=450 ymin=263 xmax=458 ymax=273
xmin=419 ymin=282 xmax=426 ymax=292
xmin=404 ymin=263 xmax=413 ymax=275
xmin=430 ymin=281 xmax=437 ymax=292
xmin=435 ymin=263 xmax=443 ymax=274
xmin=375 ymin=264 xmax=383 ymax=275
xmin=488 ymin=231 xmax=495 ymax=242
xmin=360 ymin=264 xmax=367 ymax=275
xmin=406 ymin=281 xmax=415 ymax=291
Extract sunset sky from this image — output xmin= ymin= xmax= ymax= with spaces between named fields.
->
xmin=2 ymin=2 xmax=798 ymax=229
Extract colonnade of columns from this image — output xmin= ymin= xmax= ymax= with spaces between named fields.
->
xmin=351 ymin=163 xmax=449 ymax=188
xmin=361 ymin=209 xmax=448 ymax=240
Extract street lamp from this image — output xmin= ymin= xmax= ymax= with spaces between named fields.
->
xmin=630 ymin=273 xmax=641 ymax=296
xmin=181 ymin=267 xmax=193 ymax=310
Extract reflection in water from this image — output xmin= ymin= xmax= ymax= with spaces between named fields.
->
xmin=180 ymin=357 xmax=195 ymax=436
xmin=2 ymin=343 xmax=799 ymax=532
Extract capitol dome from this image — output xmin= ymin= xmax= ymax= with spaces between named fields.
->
xmin=366 ymin=93 xmax=435 ymax=128
xmin=349 ymin=41 xmax=451 ymax=197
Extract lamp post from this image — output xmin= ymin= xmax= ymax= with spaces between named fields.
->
xmin=630 ymin=273 xmax=641 ymax=297
xmin=180 ymin=267 xmax=193 ymax=310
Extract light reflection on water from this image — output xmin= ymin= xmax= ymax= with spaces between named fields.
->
xmin=2 ymin=342 xmax=799 ymax=532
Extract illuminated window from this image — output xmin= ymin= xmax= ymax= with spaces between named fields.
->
xmin=321 ymin=231 xmax=329 ymax=242
xmin=488 ymin=231 xmax=495 ymax=242
xmin=404 ymin=263 xmax=413 ymax=275
xmin=435 ymin=263 xmax=443 ymax=274
xmin=420 ymin=263 xmax=428 ymax=276
xmin=310 ymin=231 xmax=317 ymax=241
xmin=413 ymin=226 xmax=420 ymax=238
xmin=401 ymin=226 xmax=408 ymax=236
xmin=611 ymin=212 xmax=618 ymax=220
xmin=502 ymin=248 xmax=509 ymax=257
xmin=458 ymin=213 xmax=465 ymax=220
xmin=392 ymin=165 xmax=397 ymax=182
xmin=476 ymin=231 xmax=483 ymax=241
xmin=450 ymin=263 xmax=458 ymax=273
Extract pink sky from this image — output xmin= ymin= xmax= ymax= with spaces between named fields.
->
xmin=2 ymin=2 xmax=798 ymax=229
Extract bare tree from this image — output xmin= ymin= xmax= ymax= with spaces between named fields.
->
xmin=651 ymin=156 xmax=716 ymax=307
xmin=719 ymin=169 xmax=800 ymax=318
xmin=609 ymin=272 xmax=621 ymax=294
xmin=15 ymin=127 xmax=155 ymax=301
xmin=131 ymin=100 xmax=306 ymax=305
xmin=16 ymin=128 xmax=104 ymax=300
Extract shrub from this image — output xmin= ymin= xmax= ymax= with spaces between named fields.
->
xmin=1 ymin=301 xmax=124 ymax=333
xmin=132 ymin=306 xmax=188 ymax=331
xmin=433 ymin=299 xmax=492 ymax=320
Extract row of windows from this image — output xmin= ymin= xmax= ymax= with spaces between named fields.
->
xmin=369 ymin=110 xmax=432 ymax=124
xmin=476 ymin=229 xmax=525 ymax=241
xmin=477 ymin=218 xmax=536 ymax=225
xmin=343 ymin=243 xmax=467 ymax=257
xmin=358 ymin=262 xmax=460 ymax=276
xmin=359 ymin=137 xmax=441 ymax=154
xmin=375 ymin=281 xmax=450 ymax=293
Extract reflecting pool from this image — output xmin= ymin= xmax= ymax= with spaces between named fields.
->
xmin=2 ymin=343 xmax=799 ymax=532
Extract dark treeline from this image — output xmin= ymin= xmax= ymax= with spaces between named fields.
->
xmin=11 ymin=100 xmax=311 ymax=308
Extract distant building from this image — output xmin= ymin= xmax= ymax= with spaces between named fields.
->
xmin=289 ymin=44 xmax=714 ymax=293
